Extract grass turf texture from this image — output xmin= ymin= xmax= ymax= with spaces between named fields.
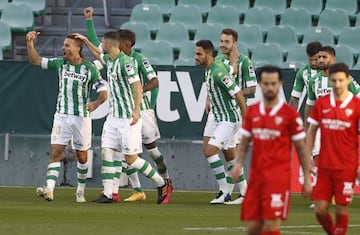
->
xmin=1 ymin=187 xmax=360 ymax=234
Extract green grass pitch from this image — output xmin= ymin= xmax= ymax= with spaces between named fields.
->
xmin=1 ymin=187 xmax=360 ymax=235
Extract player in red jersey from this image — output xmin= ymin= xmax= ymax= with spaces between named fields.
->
xmin=306 ymin=63 xmax=360 ymax=235
xmin=231 ymin=65 xmax=312 ymax=235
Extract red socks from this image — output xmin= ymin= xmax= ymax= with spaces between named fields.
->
xmin=334 ymin=214 xmax=348 ymax=235
xmin=261 ymin=231 xmax=281 ymax=235
xmin=316 ymin=213 xmax=334 ymax=235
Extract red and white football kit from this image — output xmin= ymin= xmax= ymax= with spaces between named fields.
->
xmin=240 ymin=99 xmax=305 ymax=221
xmin=308 ymin=92 xmax=360 ymax=205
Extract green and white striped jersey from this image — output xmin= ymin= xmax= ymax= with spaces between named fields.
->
xmin=206 ymin=60 xmax=242 ymax=123
xmin=41 ymin=58 xmax=105 ymax=117
xmin=291 ymin=64 xmax=319 ymax=98
xmin=100 ymin=52 xmax=141 ymax=118
xmin=306 ymin=71 xmax=360 ymax=106
xmin=130 ymin=50 xmax=158 ymax=110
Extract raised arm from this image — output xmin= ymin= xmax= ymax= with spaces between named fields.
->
xmin=26 ymin=31 xmax=42 ymax=66
xmin=84 ymin=6 xmax=101 ymax=47
xmin=73 ymin=33 xmax=101 ymax=61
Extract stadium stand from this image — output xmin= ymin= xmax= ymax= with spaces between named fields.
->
xmin=193 ymin=23 xmax=224 ymax=50
xmin=279 ymin=7 xmax=312 ymax=38
xmin=290 ymin=0 xmax=323 ymax=20
xmin=280 ymin=61 xmax=306 ymax=69
xmin=155 ymin=22 xmax=189 ymax=53
xmin=251 ymin=43 xmax=283 ymax=67
xmin=215 ymin=0 xmax=249 ymax=21
xmin=0 ymin=0 xmax=7 ymax=14
xmin=337 ymin=27 xmax=360 ymax=55
xmin=12 ymin=0 xmax=46 ymax=16
xmin=177 ymin=0 xmax=212 ymax=18
xmin=129 ymin=4 xmax=162 ymax=37
xmin=206 ymin=5 xmax=239 ymax=28
xmin=334 ymin=44 xmax=355 ymax=68
xmin=302 ymin=27 xmax=334 ymax=46
xmin=266 ymin=25 xmax=298 ymax=55
xmin=169 ymin=4 xmax=202 ymax=38
xmin=235 ymin=24 xmax=263 ymax=54
xmin=120 ymin=21 xmax=151 ymax=51
xmin=173 ymin=58 xmax=195 ymax=66
xmin=0 ymin=21 xmax=12 ymax=50
xmin=243 ymin=7 xmax=276 ymax=34
xmin=0 ymin=48 xmax=3 ymax=60
xmin=252 ymin=0 xmax=287 ymax=16
xmin=237 ymin=42 xmax=249 ymax=57
xmin=177 ymin=41 xmax=195 ymax=61
xmin=285 ymin=43 xmax=307 ymax=63
xmin=0 ymin=2 xmax=34 ymax=33
xmin=141 ymin=40 xmax=174 ymax=65
xmin=317 ymin=8 xmax=350 ymax=39
xmin=324 ymin=0 xmax=358 ymax=23
xmin=141 ymin=0 xmax=175 ymax=20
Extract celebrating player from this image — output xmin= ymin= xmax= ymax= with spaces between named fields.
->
xmin=195 ymin=39 xmax=247 ymax=204
xmin=306 ymin=63 xmax=360 ymax=235
xmin=231 ymin=65 xmax=312 ymax=235
xmin=26 ymin=31 xmax=108 ymax=202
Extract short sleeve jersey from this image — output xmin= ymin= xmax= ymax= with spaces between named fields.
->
xmin=41 ymin=58 xmax=105 ymax=117
xmin=100 ymin=52 xmax=141 ymax=118
xmin=308 ymin=92 xmax=360 ymax=170
xmin=131 ymin=51 xmax=158 ymax=110
xmin=307 ymin=72 xmax=360 ymax=106
xmin=291 ymin=64 xmax=319 ymax=98
xmin=240 ymin=99 xmax=306 ymax=178
xmin=206 ymin=60 xmax=242 ymax=123
xmin=216 ymin=53 xmax=257 ymax=103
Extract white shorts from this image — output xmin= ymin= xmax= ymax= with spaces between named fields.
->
xmin=51 ymin=113 xmax=91 ymax=151
xmin=141 ymin=109 xmax=161 ymax=144
xmin=312 ymin=129 xmax=320 ymax=157
xmin=101 ymin=116 xmax=143 ymax=155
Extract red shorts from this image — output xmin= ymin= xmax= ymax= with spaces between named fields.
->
xmin=241 ymin=175 xmax=291 ymax=221
xmin=311 ymin=167 xmax=357 ymax=205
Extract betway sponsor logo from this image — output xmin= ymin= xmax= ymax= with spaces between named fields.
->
xmin=63 ymin=71 xmax=87 ymax=81
xmin=322 ymin=118 xmax=351 ymax=130
xmin=316 ymin=87 xmax=332 ymax=97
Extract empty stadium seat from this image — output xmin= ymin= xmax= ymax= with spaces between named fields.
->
xmin=285 ymin=43 xmax=307 ymax=63
xmin=290 ymin=0 xmax=323 ymax=19
xmin=173 ymin=58 xmax=195 ymax=66
xmin=155 ymin=22 xmax=189 ymax=53
xmin=325 ymin=0 xmax=357 ymax=21
xmin=237 ymin=42 xmax=249 ymax=57
xmin=352 ymin=61 xmax=360 ymax=70
xmin=177 ymin=0 xmax=212 ymax=17
xmin=0 ymin=3 xmax=34 ymax=33
xmin=129 ymin=4 xmax=163 ymax=37
xmin=215 ymin=0 xmax=249 ymax=19
xmin=251 ymin=43 xmax=283 ymax=66
xmin=337 ymin=27 xmax=360 ymax=55
xmin=243 ymin=7 xmax=276 ymax=34
xmin=302 ymin=27 xmax=334 ymax=45
xmin=194 ymin=23 xmax=224 ymax=50
xmin=178 ymin=41 xmax=195 ymax=61
xmin=317 ymin=9 xmax=350 ymax=38
xmin=120 ymin=21 xmax=151 ymax=51
xmin=206 ymin=5 xmax=239 ymax=28
xmin=141 ymin=40 xmax=174 ymax=65
xmin=334 ymin=44 xmax=354 ymax=68
xmin=12 ymin=0 xmax=46 ymax=16
xmin=266 ymin=25 xmax=298 ymax=55
xmin=280 ymin=61 xmax=306 ymax=69
xmin=253 ymin=0 xmax=287 ymax=15
xmin=0 ymin=0 xmax=8 ymax=14
xmin=235 ymin=24 xmax=263 ymax=53
xmin=141 ymin=0 xmax=175 ymax=19
xmin=169 ymin=5 xmax=202 ymax=37
xmin=280 ymin=8 xmax=312 ymax=38
xmin=0 ymin=21 xmax=12 ymax=50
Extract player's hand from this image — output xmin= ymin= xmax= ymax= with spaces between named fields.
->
xmin=87 ymin=101 xmax=99 ymax=112
xmin=229 ymin=48 xmax=239 ymax=65
xmin=26 ymin=31 xmax=40 ymax=42
xmin=230 ymin=161 xmax=242 ymax=181
xmin=130 ymin=111 xmax=139 ymax=125
xmin=84 ymin=7 xmax=93 ymax=19
xmin=72 ymin=33 xmax=87 ymax=41
xmin=302 ymin=178 xmax=312 ymax=198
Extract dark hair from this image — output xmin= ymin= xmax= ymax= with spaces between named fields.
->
xmin=221 ymin=28 xmax=238 ymax=42
xmin=68 ymin=34 xmax=84 ymax=57
xmin=103 ymin=31 xmax=120 ymax=41
xmin=320 ymin=46 xmax=336 ymax=57
xmin=195 ymin=40 xmax=215 ymax=55
xmin=117 ymin=29 xmax=136 ymax=47
xmin=258 ymin=65 xmax=282 ymax=81
xmin=306 ymin=41 xmax=322 ymax=57
xmin=329 ymin=62 xmax=350 ymax=77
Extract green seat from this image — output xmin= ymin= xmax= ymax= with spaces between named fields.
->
xmin=280 ymin=8 xmax=312 ymax=38
xmin=169 ymin=5 xmax=202 ymax=37
xmin=290 ymin=0 xmax=323 ymax=19
xmin=251 ymin=43 xmax=283 ymax=66
xmin=243 ymin=7 xmax=276 ymax=33
xmin=237 ymin=42 xmax=248 ymax=57
xmin=194 ymin=23 xmax=224 ymax=50
xmin=337 ymin=27 xmax=360 ymax=55
xmin=155 ymin=22 xmax=189 ymax=53
xmin=317 ymin=9 xmax=350 ymax=38
xmin=173 ymin=58 xmax=194 ymax=66
xmin=352 ymin=61 xmax=360 ymax=70
xmin=334 ymin=44 xmax=354 ymax=68
xmin=0 ymin=0 xmax=8 ymax=14
xmin=12 ymin=0 xmax=46 ymax=16
xmin=178 ymin=41 xmax=195 ymax=60
xmin=141 ymin=40 xmax=174 ymax=65
xmin=129 ymin=4 xmax=163 ymax=37
xmin=285 ymin=43 xmax=307 ymax=63
xmin=325 ymin=0 xmax=357 ymax=21
xmin=177 ymin=0 xmax=211 ymax=17
xmin=0 ymin=21 xmax=12 ymax=50
xmin=280 ymin=61 xmax=306 ymax=69
xmin=0 ymin=48 xmax=3 ymax=60
xmin=206 ymin=5 xmax=239 ymax=28
xmin=120 ymin=21 xmax=151 ymax=51
xmin=141 ymin=0 xmax=175 ymax=20
xmin=266 ymin=25 xmax=298 ymax=55
xmin=0 ymin=3 xmax=34 ymax=33
xmin=215 ymin=0 xmax=249 ymax=19
xmin=302 ymin=27 xmax=334 ymax=45
xmin=253 ymin=0 xmax=287 ymax=15
xmin=235 ymin=24 xmax=263 ymax=53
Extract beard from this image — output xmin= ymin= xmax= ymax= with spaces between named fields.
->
xmin=263 ymin=91 xmax=277 ymax=101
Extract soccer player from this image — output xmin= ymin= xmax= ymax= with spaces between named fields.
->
xmin=306 ymin=63 xmax=360 ymax=235
xmin=26 ymin=31 xmax=108 ymax=202
xmin=209 ymin=28 xmax=257 ymax=205
xmin=231 ymin=65 xmax=312 ymax=235
xmin=195 ymin=39 xmax=247 ymax=204
xmin=84 ymin=7 xmax=172 ymax=203
xmin=76 ymin=31 xmax=170 ymax=204
xmin=289 ymin=41 xmax=322 ymax=111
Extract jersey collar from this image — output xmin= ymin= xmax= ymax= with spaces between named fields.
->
xmin=259 ymin=97 xmax=285 ymax=116
xmin=330 ymin=91 xmax=353 ymax=108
